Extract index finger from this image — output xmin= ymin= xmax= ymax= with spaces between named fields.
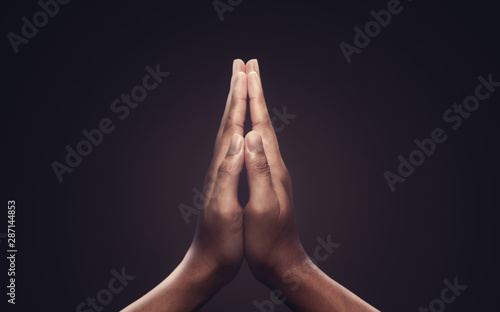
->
xmin=205 ymin=60 xmax=247 ymax=195
xmin=246 ymin=59 xmax=284 ymax=171
xmin=213 ymin=60 xmax=247 ymax=164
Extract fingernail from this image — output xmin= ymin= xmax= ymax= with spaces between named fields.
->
xmin=228 ymin=134 xmax=243 ymax=155
xmin=254 ymin=59 xmax=260 ymax=74
xmin=247 ymin=132 xmax=264 ymax=153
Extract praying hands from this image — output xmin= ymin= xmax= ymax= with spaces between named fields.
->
xmin=122 ymin=59 xmax=379 ymax=312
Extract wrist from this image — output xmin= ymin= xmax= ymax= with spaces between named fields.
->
xmin=255 ymin=244 xmax=309 ymax=289
xmin=125 ymin=249 xmax=229 ymax=312
xmin=159 ymin=249 xmax=228 ymax=311
xmin=181 ymin=249 xmax=225 ymax=291
xmin=182 ymin=245 xmax=241 ymax=291
xmin=274 ymin=250 xmax=309 ymax=284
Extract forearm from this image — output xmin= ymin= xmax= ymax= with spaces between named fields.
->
xmin=121 ymin=250 xmax=224 ymax=312
xmin=268 ymin=258 xmax=379 ymax=312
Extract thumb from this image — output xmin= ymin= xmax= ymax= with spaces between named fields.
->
xmin=244 ymin=131 xmax=279 ymax=216
xmin=210 ymin=134 xmax=244 ymax=206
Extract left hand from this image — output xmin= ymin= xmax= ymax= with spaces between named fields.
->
xmin=122 ymin=60 xmax=248 ymax=312
xmin=186 ymin=59 xmax=248 ymax=285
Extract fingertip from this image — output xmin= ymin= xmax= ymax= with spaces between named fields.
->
xmin=245 ymin=131 xmax=264 ymax=153
xmin=233 ymin=59 xmax=245 ymax=73
xmin=246 ymin=59 xmax=260 ymax=75
xmin=245 ymin=130 xmax=261 ymax=140
xmin=227 ymin=133 xmax=244 ymax=155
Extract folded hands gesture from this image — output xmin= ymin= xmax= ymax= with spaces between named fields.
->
xmin=123 ymin=59 xmax=379 ymax=312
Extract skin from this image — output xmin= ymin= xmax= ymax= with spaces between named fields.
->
xmin=122 ymin=59 xmax=379 ymax=312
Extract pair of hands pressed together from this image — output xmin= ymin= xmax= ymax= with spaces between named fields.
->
xmin=123 ymin=60 xmax=379 ymax=312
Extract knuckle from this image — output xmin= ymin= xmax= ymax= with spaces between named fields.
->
xmin=251 ymin=117 xmax=272 ymax=129
xmin=217 ymin=160 xmax=234 ymax=181
xmin=223 ymin=116 xmax=235 ymax=133
xmin=223 ymin=114 xmax=243 ymax=134
xmin=253 ymin=157 xmax=271 ymax=176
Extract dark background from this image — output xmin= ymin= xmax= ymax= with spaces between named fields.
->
xmin=1 ymin=0 xmax=499 ymax=311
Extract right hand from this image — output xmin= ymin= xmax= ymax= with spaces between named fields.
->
xmin=243 ymin=60 xmax=307 ymax=285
